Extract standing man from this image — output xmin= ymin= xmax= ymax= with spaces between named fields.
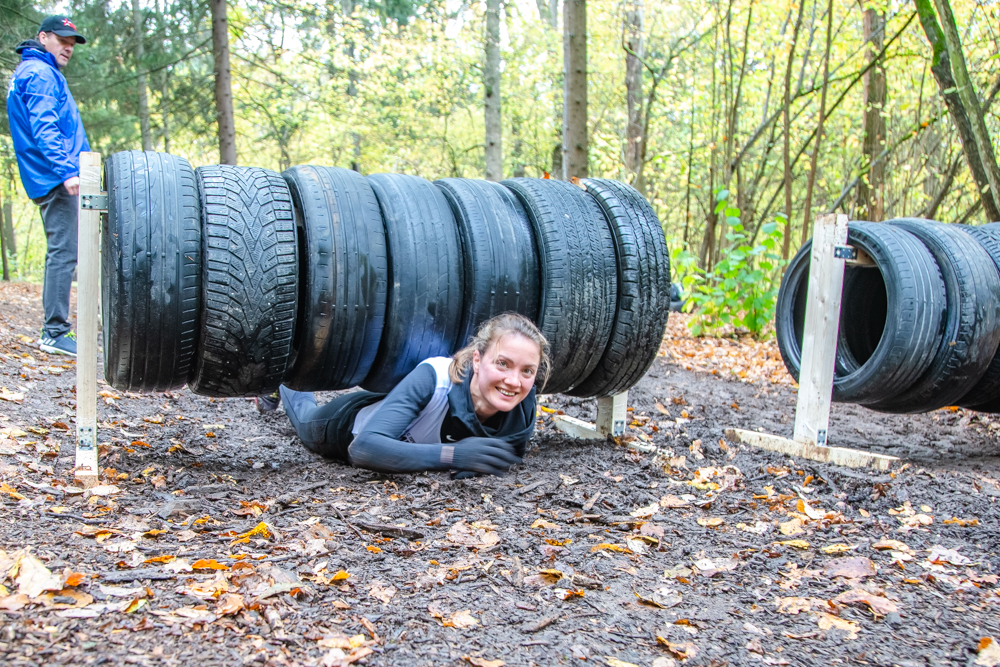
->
xmin=6 ymin=15 xmax=89 ymax=356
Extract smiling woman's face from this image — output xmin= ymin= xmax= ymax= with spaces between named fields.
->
xmin=469 ymin=333 xmax=541 ymax=421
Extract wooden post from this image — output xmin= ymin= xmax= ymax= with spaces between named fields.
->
xmin=726 ymin=212 xmax=900 ymax=470
xmin=792 ymin=213 xmax=848 ymax=447
xmin=552 ymin=391 xmax=628 ymax=440
xmin=75 ymin=152 xmax=102 ymax=489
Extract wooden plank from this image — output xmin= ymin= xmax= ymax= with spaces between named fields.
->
xmin=725 ymin=428 xmax=898 ymax=471
xmin=552 ymin=414 xmax=601 ymax=440
xmin=792 ymin=213 xmax=849 ymax=447
xmin=75 ymin=152 xmax=102 ymax=489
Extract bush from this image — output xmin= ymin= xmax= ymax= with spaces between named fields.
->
xmin=676 ymin=190 xmax=785 ymax=338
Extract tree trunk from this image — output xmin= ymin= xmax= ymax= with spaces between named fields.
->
xmin=933 ymin=0 xmax=1000 ymax=219
xmin=780 ymin=0 xmax=805 ymax=260
xmin=133 ymin=0 xmax=152 ymax=151
xmin=914 ymin=0 xmax=1000 ymax=220
xmin=0 ymin=194 xmax=8 ymax=281
xmin=683 ymin=102 xmax=695 ymax=249
xmin=210 ymin=0 xmax=237 ymax=165
xmin=2 ymin=197 xmax=14 ymax=278
xmin=855 ymin=7 xmax=886 ymax=221
xmin=484 ymin=0 xmax=502 ymax=181
xmin=562 ymin=0 xmax=587 ymax=179
xmin=800 ymin=0 xmax=833 ymax=244
xmin=161 ymin=69 xmax=171 ymax=153
xmin=623 ymin=0 xmax=643 ymax=190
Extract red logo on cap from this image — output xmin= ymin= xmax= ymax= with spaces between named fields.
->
xmin=62 ymin=19 xmax=76 ymax=29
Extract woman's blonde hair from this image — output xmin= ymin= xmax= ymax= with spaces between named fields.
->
xmin=449 ymin=313 xmax=550 ymax=390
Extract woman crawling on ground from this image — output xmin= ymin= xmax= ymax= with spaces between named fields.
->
xmin=259 ymin=313 xmax=549 ymax=478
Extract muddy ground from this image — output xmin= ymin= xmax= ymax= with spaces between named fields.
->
xmin=0 ymin=281 xmax=998 ymax=667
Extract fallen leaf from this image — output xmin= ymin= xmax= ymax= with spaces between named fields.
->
xmin=630 ymin=502 xmax=660 ymax=518
xmin=943 ymin=517 xmax=979 ymax=527
xmin=872 ymin=539 xmax=912 ymax=552
xmin=36 ymin=588 xmax=93 ymax=609
xmin=591 ymin=543 xmax=630 ymax=553
xmin=369 ymin=582 xmax=396 ymax=605
xmin=976 ymin=637 xmax=1000 ymax=667
xmin=776 ymin=597 xmax=828 ymax=614
xmin=530 ymin=518 xmax=559 ymax=530
xmin=448 ymin=520 xmax=501 ymax=547
xmin=654 ymin=638 xmax=698 ymax=660
xmin=331 ymin=570 xmax=350 ymax=581
xmin=235 ymin=521 xmax=272 ymax=540
xmin=463 ymin=656 xmax=505 ymax=667
xmin=821 ymin=544 xmax=856 ymax=554
xmin=775 ymin=540 xmax=810 ymax=549
xmin=0 ymin=593 xmax=31 ymax=611
xmin=927 ymin=545 xmax=971 ymax=566
xmin=62 ymin=572 xmax=86 ymax=587
xmin=15 ymin=552 xmax=63 ymax=598
xmin=833 ymin=589 xmax=898 ymax=616
xmin=779 ymin=517 xmax=805 ymax=536
xmin=1 ymin=482 xmax=25 ymax=501
xmin=191 ymin=559 xmax=229 ymax=571
xmin=659 ymin=495 xmax=688 ymax=508
xmin=144 ymin=555 xmax=176 ymax=564
xmin=823 ymin=557 xmax=875 ymax=579
xmin=216 ymin=593 xmax=244 ymax=615
xmin=123 ymin=598 xmax=147 ymax=613
xmin=697 ymin=517 xmax=724 ymax=528
xmin=366 ymin=545 xmax=382 ymax=554
xmin=0 ymin=388 xmax=25 ymax=402
xmin=88 ymin=485 xmax=121 ymax=496
xmin=636 ymin=587 xmax=682 ymax=608
xmin=164 ymin=558 xmax=193 ymax=573
xmin=815 ymin=611 xmax=859 ymax=640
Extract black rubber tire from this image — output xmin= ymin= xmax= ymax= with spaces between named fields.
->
xmin=102 ymin=151 xmax=201 ymax=391
xmin=281 ymin=166 xmax=388 ymax=391
xmin=435 ymin=178 xmax=541 ymax=346
xmin=775 ymin=222 xmax=946 ymax=404
xmin=573 ymin=178 xmax=672 ymax=397
xmin=954 ymin=222 xmax=1000 ymax=409
xmin=501 ymin=178 xmax=618 ymax=395
xmin=188 ymin=166 xmax=299 ymax=397
xmin=864 ymin=218 xmax=1000 ymax=413
xmin=362 ymin=174 xmax=464 ymax=393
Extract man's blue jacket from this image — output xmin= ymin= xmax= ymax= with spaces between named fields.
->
xmin=6 ymin=40 xmax=90 ymax=200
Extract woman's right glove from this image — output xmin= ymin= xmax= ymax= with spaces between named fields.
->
xmin=448 ymin=437 xmax=521 ymax=476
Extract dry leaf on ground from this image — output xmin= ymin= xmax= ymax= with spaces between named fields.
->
xmin=463 ymin=656 xmax=505 ymax=667
xmin=369 ymin=582 xmax=396 ymax=604
xmin=775 ymin=597 xmax=828 ymax=614
xmin=655 ymin=638 xmax=699 ymax=659
xmin=833 ymin=589 xmax=897 ymax=616
xmin=976 ymin=637 xmax=1000 ymax=667
xmin=14 ymin=551 xmax=63 ymax=598
xmin=448 ymin=520 xmax=500 ymax=547
xmin=815 ymin=612 xmax=860 ymax=640
xmin=823 ymin=557 xmax=875 ymax=579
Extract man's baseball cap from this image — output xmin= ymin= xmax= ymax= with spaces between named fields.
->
xmin=39 ymin=15 xmax=86 ymax=44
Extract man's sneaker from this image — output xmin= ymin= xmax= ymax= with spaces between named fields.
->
xmin=39 ymin=331 xmax=77 ymax=357
xmin=255 ymin=391 xmax=280 ymax=413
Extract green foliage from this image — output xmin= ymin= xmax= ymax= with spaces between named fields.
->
xmin=679 ymin=191 xmax=785 ymax=339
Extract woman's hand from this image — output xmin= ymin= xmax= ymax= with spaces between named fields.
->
xmin=450 ymin=437 xmax=521 ymax=475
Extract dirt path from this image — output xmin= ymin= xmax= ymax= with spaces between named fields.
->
xmin=1 ymin=282 xmax=998 ymax=667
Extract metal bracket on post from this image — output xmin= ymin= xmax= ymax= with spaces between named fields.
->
xmin=552 ymin=391 xmax=629 ymax=440
xmin=74 ymin=152 xmax=102 ymax=489
xmin=725 ymin=213 xmax=899 ymax=471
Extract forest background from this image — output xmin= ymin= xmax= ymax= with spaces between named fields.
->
xmin=0 ymin=0 xmax=997 ymax=336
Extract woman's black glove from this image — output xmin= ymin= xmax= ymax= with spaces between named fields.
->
xmin=449 ymin=437 xmax=521 ymax=476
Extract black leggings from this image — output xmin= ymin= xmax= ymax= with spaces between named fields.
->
xmin=279 ymin=386 xmax=384 ymax=461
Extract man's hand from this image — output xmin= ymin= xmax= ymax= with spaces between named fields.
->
xmin=63 ymin=176 xmax=80 ymax=195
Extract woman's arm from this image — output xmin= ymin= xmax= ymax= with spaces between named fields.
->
xmin=348 ymin=366 xmax=521 ymax=475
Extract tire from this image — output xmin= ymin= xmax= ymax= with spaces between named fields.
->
xmin=573 ymin=178 xmax=672 ymax=397
xmin=362 ymin=174 xmax=464 ymax=393
xmin=188 ymin=166 xmax=299 ymax=397
xmin=435 ymin=178 xmax=541 ymax=347
xmin=775 ymin=222 xmax=946 ymax=404
xmin=281 ymin=166 xmax=388 ymax=391
xmin=501 ymin=178 xmax=618 ymax=395
xmin=865 ymin=218 xmax=1000 ymax=413
xmin=955 ymin=222 xmax=1000 ymax=409
xmin=102 ymin=151 xmax=202 ymax=391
